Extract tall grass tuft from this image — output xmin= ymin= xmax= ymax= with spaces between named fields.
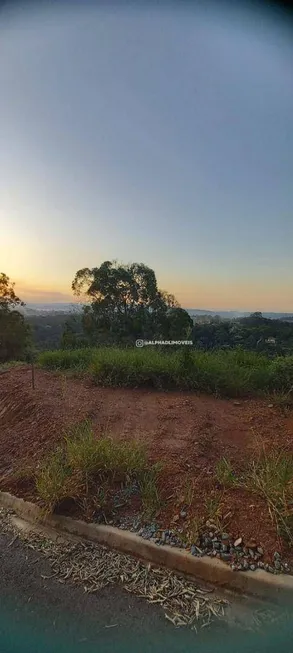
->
xmin=35 ymin=420 xmax=161 ymax=515
xmin=240 ymin=436 xmax=293 ymax=545
xmin=215 ymin=458 xmax=237 ymax=487
xmin=36 ymin=446 xmax=72 ymax=512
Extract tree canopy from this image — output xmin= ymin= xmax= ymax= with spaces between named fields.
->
xmin=72 ymin=261 xmax=193 ymax=345
xmin=0 ymin=273 xmax=31 ymax=362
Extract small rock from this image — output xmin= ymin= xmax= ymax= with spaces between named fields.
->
xmin=257 ymin=546 xmax=264 ymax=556
xmin=250 ymin=564 xmax=256 ymax=571
xmin=234 ymin=401 xmax=241 ymax=406
xmin=243 ymin=561 xmax=249 ymax=571
xmin=274 ymin=561 xmax=281 ymax=571
xmin=268 ymin=566 xmax=275 ymax=574
xmin=249 ymin=548 xmax=256 ymax=558
xmin=268 ymin=404 xmax=274 ymax=408
xmin=258 ymin=561 xmax=265 ymax=569
xmin=274 ymin=551 xmax=281 ymax=561
xmin=221 ymin=553 xmax=231 ymax=562
xmin=231 ymin=563 xmax=237 ymax=571
xmin=283 ymin=562 xmax=290 ymax=572
xmin=234 ymin=537 xmax=242 ymax=547
xmin=180 ymin=510 xmax=187 ymax=519
xmin=213 ymin=541 xmax=221 ymax=550
xmin=191 ymin=545 xmax=197 ymax=556
xmin=203 ymin=537 xmax=212 ymax=548
xmin=221 ymin=544 xmax=229 ymax=553
xmin=221 ymin=533 xmax=230 ymax=541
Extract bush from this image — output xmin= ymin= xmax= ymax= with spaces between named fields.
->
xmin=269 ymin=357 xmax=293 ymax=394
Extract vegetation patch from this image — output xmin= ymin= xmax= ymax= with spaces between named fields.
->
xmin=35 ymin=420 xmax=162 ymax=518
xmin=38 ymin=346 xmax=293 ymax=398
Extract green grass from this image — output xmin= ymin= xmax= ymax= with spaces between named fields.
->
xmin=38 ymin=346 xmax=293 ymax=398
xmin=215 ymin=457 xmax=236 ymax=487
xmin=36 ymin=420 xmax=161 ymax=515
xmin=36 ymin=446 xmax=72 ymax=511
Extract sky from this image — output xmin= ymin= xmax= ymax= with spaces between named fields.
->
xmin=1 ymin=1 xmax=293 ymax=312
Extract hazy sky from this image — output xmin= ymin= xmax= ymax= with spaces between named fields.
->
xmin=1 ymin=1 xmax=293 ymax=311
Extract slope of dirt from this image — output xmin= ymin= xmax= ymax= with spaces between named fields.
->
xmin=1 ymin=365 xmax=293 ymax=561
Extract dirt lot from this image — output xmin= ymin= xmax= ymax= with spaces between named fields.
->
xmin=1 ymin=365 xmax=293 ymax=562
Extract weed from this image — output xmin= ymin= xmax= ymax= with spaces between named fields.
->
xmin=13 ymin=463 xmax=36 ymax=482
xmin=242 ymin=443 xmax=293 ymax=545
xmin=215 ymin=458 xmax=237 ymax=487
xmin=36 ymin=446 xmax=72 ymax=512
xmin=60 ymin=375 xmax=68 ymax=399
xmin=179 ymin=476 xmax=197 ymax=507
xmin=36 ymin=419 xmax=160 ymax=516
xmin=139 ymin=462 xmax=162 ymax=517
xmin=204 ymin=491 xmax=231 ymax=533
xmin=187 ymin=516 xmax=203 ymax=545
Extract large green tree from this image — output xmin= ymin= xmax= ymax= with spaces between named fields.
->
xmin=0 ymin=273 xmax=31 ymax=362
xmin=72 ymin=261 xmax=192 ymax=345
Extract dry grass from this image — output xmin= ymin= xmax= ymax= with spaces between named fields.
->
xmin=242 ymin=445 xmax=293 ymax=545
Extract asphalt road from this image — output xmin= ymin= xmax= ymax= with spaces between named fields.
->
xmin=1 ymin=530 xmax=293 ymax=653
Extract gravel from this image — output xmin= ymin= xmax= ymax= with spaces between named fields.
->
xmin=133 ymin=519 xmax=292 ymax=575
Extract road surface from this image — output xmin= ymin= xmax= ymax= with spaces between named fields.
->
xmin=1 ymin=529 xmax=293 ymax=653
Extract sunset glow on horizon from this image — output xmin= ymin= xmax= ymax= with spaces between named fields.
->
xmin=1 ymin=2 xmax=292 ymax=313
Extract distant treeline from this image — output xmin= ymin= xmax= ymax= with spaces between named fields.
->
xmin=27 ymin=311 xmax=293 ymax=358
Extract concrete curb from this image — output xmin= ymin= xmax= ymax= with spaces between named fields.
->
xmin=1 ymin=491 xmax=293 ymax=604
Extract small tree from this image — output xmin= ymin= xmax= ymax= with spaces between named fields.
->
xmin=0 ymin=273 xmax=31 ymax=362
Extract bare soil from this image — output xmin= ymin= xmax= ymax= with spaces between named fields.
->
xmin=1 ymin=365 xmax=293 ymax=562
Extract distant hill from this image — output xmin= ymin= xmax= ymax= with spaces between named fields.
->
xmin=186 ymin=309 xmax=293 ymax=321
xmin=20 ymin=303 xmax=83 ymax=315
xmin=19 ymin=303 xmax=293 ymax=321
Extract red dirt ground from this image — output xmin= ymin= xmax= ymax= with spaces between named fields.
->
xmin=1 ymin=365 xmax=293 ymax=562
